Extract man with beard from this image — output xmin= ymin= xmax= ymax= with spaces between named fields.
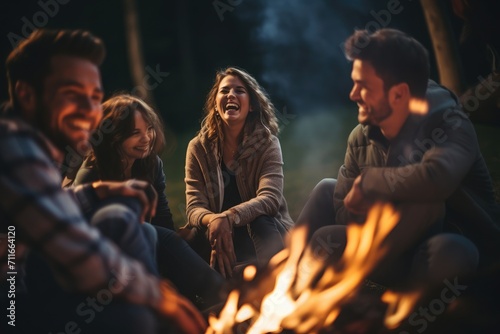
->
xmin=0 ymin=29 xmax=206 ymax=334
xmin=296 ymin=28 xmax=500 ymax=291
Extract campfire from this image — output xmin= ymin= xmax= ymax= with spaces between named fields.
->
xmin=207 ymin=203 xmax=422 ymax=334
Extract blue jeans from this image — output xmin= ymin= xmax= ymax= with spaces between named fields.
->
xmin=187 ymin=215 xmax=286 ymax=269
xmin=298 ymin=178 xmax=479 ymax=290
xmin=235 ymin=215 xmax=286 ymax=264
xmin=22 ymin=197 xmax=158 ymax=334
xmin=154 ymin=226 xmax=224 ymax=307
xmin=87 ymin=197 xmax=158 ymax=274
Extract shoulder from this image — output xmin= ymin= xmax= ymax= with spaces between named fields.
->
xmin=260 ymin=134 xmax=281 ymax=153
xmin=347 ymin=124 xmax=368 ymax=146
xmin=425 ymin=80 xmax=468 ymax=122
xmin=0 ymin=117 xmax=35 ymax=135
xmin=258 ymin=135 xmax=282 ymax=161
xmin=188 ymin=134 xmax=215 ymax=155
xmin=187 ymin=135 xmax=204 ymax=150
xmin=153 ymin=155 xmax=166 ymax=178
xmin=268 ymin=134 xmax=280 ymax=146
xmin=154 ymin=155 xmax=164 ymax=168
xmin=0 ymin=117 xmax=63 ymax=162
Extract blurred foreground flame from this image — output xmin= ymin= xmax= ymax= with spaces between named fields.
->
xmin=207 ymin=203 xmax=422 ymax=334
xmin=409 ymin=98 xmax=429 ymax=115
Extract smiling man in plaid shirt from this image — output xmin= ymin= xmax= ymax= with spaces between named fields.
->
xmin=0 ymin=29 xmax=205 ymax=334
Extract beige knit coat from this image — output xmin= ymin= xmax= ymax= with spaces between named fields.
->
xmin=184 ymin=128 xmax=293 ymax=231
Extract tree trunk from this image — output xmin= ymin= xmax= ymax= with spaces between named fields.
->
xmin=123 ymin=0 xmax=154 ymax=105
xmin=420 ymin=0 xmax=464 ymax=95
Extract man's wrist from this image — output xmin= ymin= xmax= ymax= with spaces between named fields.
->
xmin=91 ymin=181 xmax=101 ymax=198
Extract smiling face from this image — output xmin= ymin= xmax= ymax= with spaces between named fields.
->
xmin=349 ymin=59 xmax=392 ymax=126
xmin=40 ymin=55 xmax=104 ymax=151
xmin=120 ymin=110 xmax=154 ymax=166
xmin=215 ymin=75 xmax=252 ymax=127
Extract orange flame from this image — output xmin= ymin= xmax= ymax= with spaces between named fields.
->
xmin=382 ymin=290 xmax=421 ymax=328
xmin=207 ymin=203 xmax=422 ymax=334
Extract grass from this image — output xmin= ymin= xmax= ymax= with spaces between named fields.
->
xmin=161 ymin=111 xmax=500 ymax=229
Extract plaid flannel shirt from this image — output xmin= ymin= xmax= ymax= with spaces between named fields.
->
xmin=0 ymin=117 xmax=162 ymax=310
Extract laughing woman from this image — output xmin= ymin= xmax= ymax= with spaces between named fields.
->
xmin=71 ymin=94 xmax=225 ymax=305
xmin=73 ymin=94 xmax=175 ymax=230
xmin=184 ymin=67 xmax=293 ymax=277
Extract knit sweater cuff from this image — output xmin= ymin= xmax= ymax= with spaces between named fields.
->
xmin=224 ymin=208 xmax=241 ymax=226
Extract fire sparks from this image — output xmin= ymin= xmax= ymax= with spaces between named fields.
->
xmin=409 ymin=98 xmax=429 ymax=115
xmin=207 ymin=203 xmax=421 ymax=334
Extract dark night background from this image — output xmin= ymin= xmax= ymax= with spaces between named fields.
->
xmin=1 ymin=1 xmax=500 ymax=332
xmin=1 ymin=0 xmax=499 ymax=226
xmin=1 ymin=0 xmax=440 ymax=129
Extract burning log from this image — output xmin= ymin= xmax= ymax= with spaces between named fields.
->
xmin=206 ymin=203 xmax=425 ymax=334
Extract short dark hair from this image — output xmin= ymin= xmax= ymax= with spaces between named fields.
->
xmin=6 ymin=29 xmax=106 ymax=109
xmin=344 ymin=28 xmax=429 ymax=98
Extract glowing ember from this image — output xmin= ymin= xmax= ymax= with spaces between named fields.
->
xmin=409 ymin=98 xmax=429 ymax=115
xmin=207 ymin=203 xmax=422 ymax=334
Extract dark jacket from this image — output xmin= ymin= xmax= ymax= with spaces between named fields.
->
xmin=334 ymin=80 xmax=500 ymax=264
xmin=72 ymin=155 xmax=175 ymax=230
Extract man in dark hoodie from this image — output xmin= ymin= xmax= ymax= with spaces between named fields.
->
xmin=297 ymin=28 xmax=500 ymax=290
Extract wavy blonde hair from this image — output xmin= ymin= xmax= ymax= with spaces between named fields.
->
xmin=199 ymin=67 xmax=279 ymax=144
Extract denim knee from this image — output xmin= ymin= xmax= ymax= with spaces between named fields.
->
xmin=296 ymin=178 xmax=338 ymax=239
xmin=90 ymin=197 xmax=142 ymax=229
xmin=246 ymin=215 xmax=285 ymax=263
xmin=90 ymin=199 xmax=157 ymax=274
xmin=248 ymin=215 xmax=278 ymax=235
xmin=310 ymin=178 xmax=336 ymax=200
xmin=142 ymin=223 xmax=158 ymax=258
xmin=309 ymin=225 xmax=347 ymax=264
xmin=412 ymin=233 xmax=479 ymax=285
xmin=91 ymin=203 xmax=141 ymax=239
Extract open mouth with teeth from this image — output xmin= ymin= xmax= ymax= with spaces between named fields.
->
xmin=134 ymin=146 xmax=149 ymax=152
xmin=225 ymin=103 xmax=240 ymax=111
xmin=68 ymin=119 xmax=92 ymax=131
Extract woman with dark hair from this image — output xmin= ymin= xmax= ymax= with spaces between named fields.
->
xmin=184 ymin=67 xmax=293 ymax=277
xmin=74 ymin=94 xmax=174 ymax=230
xmin=72 ymin=94 xmax=224 ymax=306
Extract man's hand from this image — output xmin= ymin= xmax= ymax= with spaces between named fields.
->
xmin=208 ymin=214 xmax=236 ymax=278
xmin=157 ymin=280 xmax=207 ymax=333
xmin=344 ymin=175 xmax=372 ymax=216
xmin=91 ymin=179 xmax=157 ymax=223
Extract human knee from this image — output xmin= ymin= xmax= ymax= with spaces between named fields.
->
xmin=248 ymin=215 xmax=278 ymax=235
xmin=428 ymin=233 xmax=479 ymax=277
xmin=90 ymin=201 xmax=142 ymax=236
xmin=310 ymin=178 xmax=337 ymax=199
xmin=92 ymin=203 xmax=137 ymax=224
xmin=142 ymin=223 xmax=157 ymax=243
xmin=309 ymin=225 xmax=346 ymax=263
